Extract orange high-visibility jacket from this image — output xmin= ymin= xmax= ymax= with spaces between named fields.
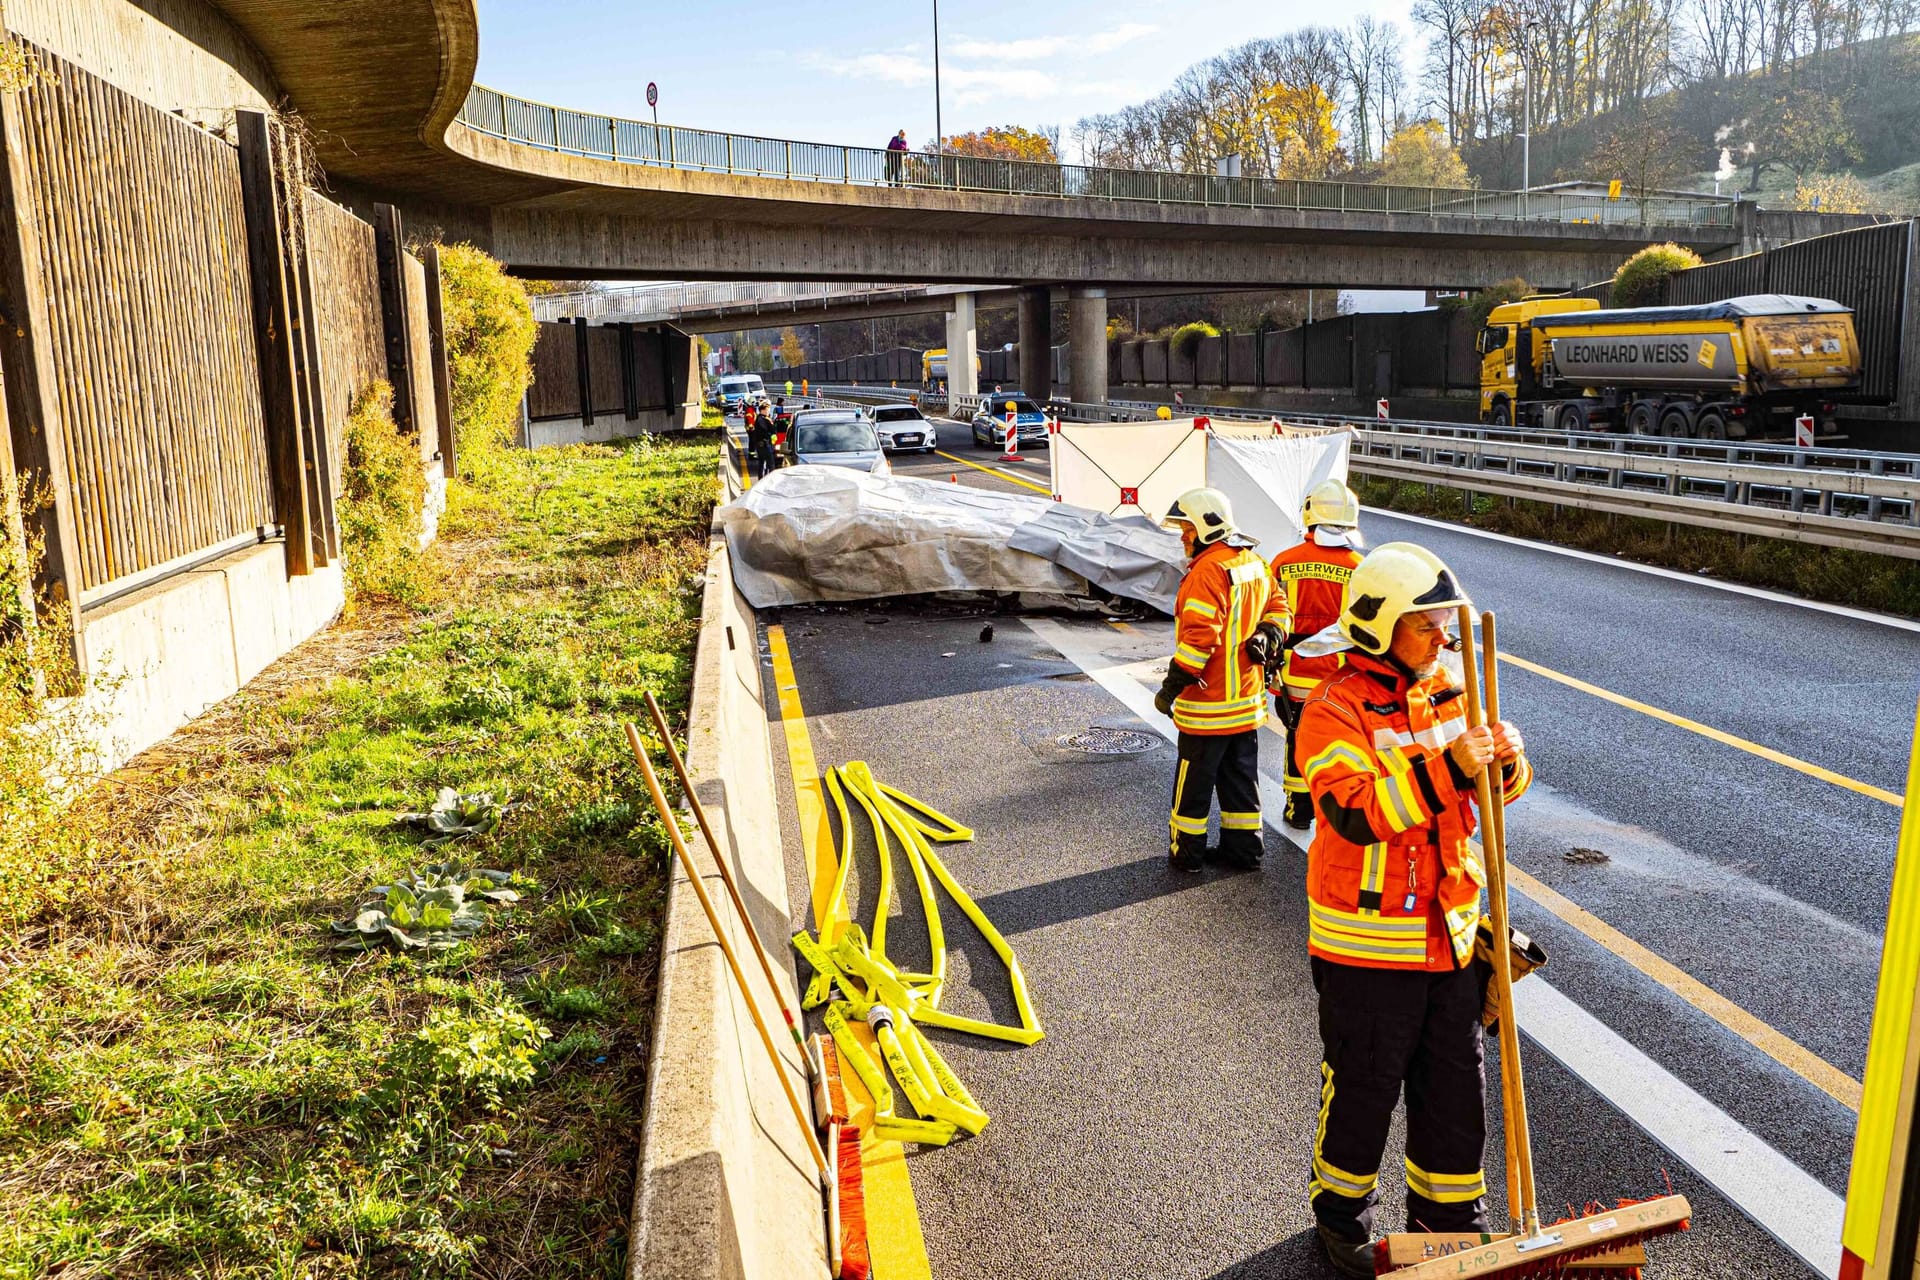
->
xmin=1269 ymin=537 xmax=1364 ymax=699
xmin=1296 ymin=651 xmax=1533 ymax=971
xmin=1171 ymin=541 xmax=1290 ymax=735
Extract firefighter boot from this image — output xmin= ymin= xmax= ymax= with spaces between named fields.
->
xmin=1316 ymin=1225 xmax=1376 ymax=1279
xmin=1284 ymin=791 xmax=1314 ymax=830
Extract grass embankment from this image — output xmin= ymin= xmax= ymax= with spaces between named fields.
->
xmin=1356 ymin=476 xmax=1920 ymax=617
xmin=0 ymin=434 xmax=721 ymax=1279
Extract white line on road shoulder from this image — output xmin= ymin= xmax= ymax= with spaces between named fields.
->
xmin=1025 ymin=616 xmax=1844 ymax=1279
xmin=1365 ymin=506 xmax=1920 ymax=635
xmin=1515 ymin=979 xmax=1842 ymax=1278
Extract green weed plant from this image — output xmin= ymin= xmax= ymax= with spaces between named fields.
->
xmin=2 ymin=436 xmax=720 ymax=1279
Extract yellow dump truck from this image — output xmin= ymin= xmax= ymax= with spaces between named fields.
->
xmin=1477 ymin=293 xmax=1862 ymax=440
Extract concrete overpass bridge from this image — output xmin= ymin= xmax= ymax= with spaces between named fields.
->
xmin=32 ymin=0 xmax=1868 ymax=402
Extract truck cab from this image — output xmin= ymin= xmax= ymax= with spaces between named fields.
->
xmin=1476 ymin=296 xmax=1599 ymax=427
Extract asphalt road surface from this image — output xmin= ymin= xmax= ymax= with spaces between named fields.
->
xmin=756 ymin=421 xmax=1917 ymax=1279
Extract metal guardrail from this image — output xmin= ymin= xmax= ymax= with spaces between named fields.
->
xmin=459 ymin=84 xmax=1739 ymax=230
xmin=809 ymin=383 xmax=1920 ymax=555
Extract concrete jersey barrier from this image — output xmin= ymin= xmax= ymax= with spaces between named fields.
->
xmin=630 ymin=531 xmax=829 ymax=1280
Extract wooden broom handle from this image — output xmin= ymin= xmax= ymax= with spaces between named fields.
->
xmin=643 ymin=691 xmax=807 ymax=1051
xmin=626 ymin=723 xmax=829 ymax=1181
xmin=1458 ymin=607 xmax=1539 ymax=1235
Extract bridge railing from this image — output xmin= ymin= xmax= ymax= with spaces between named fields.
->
xmin=458 ymin=85 xmax=1740 ymax=230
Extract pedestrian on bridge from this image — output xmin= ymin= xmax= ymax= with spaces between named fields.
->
xmin=1268 ymin=479 xmax=1365 ymax=829
xmin=1153 ymin=488 xmax=1289 ymax=872
xmin=1292 ymin=542 xmax=1531 ymax=1278
xmin=886 ymin=129 xmax=909 ymax=185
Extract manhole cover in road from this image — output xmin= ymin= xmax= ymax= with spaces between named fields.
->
xmin=1055 ymin=727 xmax=1160 ymax=755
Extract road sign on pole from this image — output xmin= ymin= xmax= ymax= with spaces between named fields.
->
xmin=1795 ymin=414 xmax=1816 ymax=448
xmin=647 ymin=83 xmax=660 ymax=160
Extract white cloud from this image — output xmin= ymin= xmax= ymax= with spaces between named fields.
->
xmin=948 ymin=22 xmax=1156 ymax=62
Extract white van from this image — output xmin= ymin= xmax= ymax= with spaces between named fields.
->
xmin=711 ymin=373 xmax=767 ymax=410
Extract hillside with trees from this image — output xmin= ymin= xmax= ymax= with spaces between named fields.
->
xmin=1070 ymin=1 xmax=1920 ymax=212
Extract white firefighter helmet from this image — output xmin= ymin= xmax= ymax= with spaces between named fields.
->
xmin=1162 ymin=487 xmax=1239 ymax=546
xmin=1302 ymin=478 xmax=1360 ymax=530
xmin=1339 ymin=542 xmax=1470 ymax=655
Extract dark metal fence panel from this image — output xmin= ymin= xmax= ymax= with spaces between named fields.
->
xmin=1265 ymin=328 xmax=1303 ymax=386
xmin=1306 ymin=316 xmax=1355 ymax=388
xmin=588 ymin=326 xmax=624 ymax=413
xmin=1662 ymin=254 xmax=1766 ymax=306
xmin=1226 ymin=333 xmax=1256 ymax=384
xmin=528 ymin=321 xmax=581 ymax=418
xmin=1397 ymin=311 xmax=1451 ymax=389
xmin=1195 ymin=336 xmax=1224 ymax=386
xmin=14 ymin=45 xmax=274 ymax=597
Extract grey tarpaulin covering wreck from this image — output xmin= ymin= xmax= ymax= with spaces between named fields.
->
xmin=716 ymin=467 xmax=1187 ymax=611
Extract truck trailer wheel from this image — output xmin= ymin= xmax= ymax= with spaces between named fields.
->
xmin=1696 ymin=410 xmax=1728 ymax=440
xmin=1659 ymin=407 xmax=1693 ymax=437
xmin=1627 ymin=401 xmax=1660 ymax=435
xmin=1555 ymin=402 xmax=1589 ymax=433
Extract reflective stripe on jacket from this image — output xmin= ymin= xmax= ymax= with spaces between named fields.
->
xmin=1270 ymin=538 xmax=1363 ymax=697
xmin=1171 ymin=541 xmax=1289 ymax=736
xmin=1297 ymin=651 xmax=1533 ymax=971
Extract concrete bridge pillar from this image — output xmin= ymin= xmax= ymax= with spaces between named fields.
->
xmin=1068 ymin=286 xmax=1107 ymax=405
xmin=945 ymin=291 xmax=978 ymax=397
xmin=1018 ymin=285 xmax=1052 ymax=399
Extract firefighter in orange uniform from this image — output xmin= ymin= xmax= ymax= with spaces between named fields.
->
xmin=1293 ymin=543 xmax=1532 ymax=1277
xmin=1269 ymin=479 xmax=1366 ymax=829
xmin=1153 ymin=488 xmax=1290 ymax=872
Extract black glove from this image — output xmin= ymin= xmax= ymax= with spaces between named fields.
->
xmin=1244 ymin=621 xmax=1285 ymax=672
xmin=1154 ymin=661 xmax=1200 ymax=717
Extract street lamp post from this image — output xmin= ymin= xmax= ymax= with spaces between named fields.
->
xmin=932 ymin=0 xmax=945 ymax=166
xmin=1520 ymin=20 xmax=1538 ymax=214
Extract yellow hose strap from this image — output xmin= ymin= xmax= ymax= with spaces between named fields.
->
xmin=792 ymin=766 xmax=1042 ymax=1147
xmin=823 ymin=1002 xmax=893 ymax=1117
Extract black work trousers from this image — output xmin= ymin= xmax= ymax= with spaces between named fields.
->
xmin=1309 ymin=956 xmax=1489 ymax=1240
xmin=1169 ymin=729 xmax=1263 ymax=861
xmin=1274 ymin=692 xmax=1307 ymax=797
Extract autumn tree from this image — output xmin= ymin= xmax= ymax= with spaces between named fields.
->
xmin=1794 ymin=172 xmax=1873 ymax=212
xmin=1586 ymin=111 xmax=1697 ymax=195
xmin=1729 ymin=88 xmax=1861 ymax=187
xmin=1264 ymin=82 xmax=1347 ymax=178
xmin=779 ymin=326 xmax=805 ymax=367
xmin=1377 ymin=120 xmax=1471 ymax=186
xmin=934 ymin=125 xmax=1060 ymax=163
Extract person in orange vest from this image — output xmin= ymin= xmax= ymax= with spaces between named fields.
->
xmin=1269 ymin=479 xmax=1366 ymax=830
xmin=1153 ymin=487 xmax=1290 ymax=872
xmin=1292 ymin=542 xmax=1532 ymax=1277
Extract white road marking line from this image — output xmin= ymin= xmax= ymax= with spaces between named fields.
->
xmin=1364 ymin=506 xmax=1920 ymax=634
xmin=1026 ymin=617 xmax=1844 ymax=1277
xmin=1515 ymin=980 xmax=1843 ymax=1279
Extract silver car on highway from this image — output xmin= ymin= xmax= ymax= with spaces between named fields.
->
xmin=782 ymin=409 xmax=891 ymax=475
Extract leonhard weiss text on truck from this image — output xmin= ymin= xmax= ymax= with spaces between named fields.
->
xmin=1476 ymin=293 xmax=1863 ymax=440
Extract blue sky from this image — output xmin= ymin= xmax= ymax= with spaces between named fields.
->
xmin=473 ymin=0 xmax=1419 ymax=161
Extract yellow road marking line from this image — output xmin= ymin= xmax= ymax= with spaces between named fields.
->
xmin=768 ymin=626 xmax=838 ymax=931
xmin=765 ymin=624 xmax=933 ymax=1279
xmin=1501 ymin=651 xmax=1903 ymax=808
xmin=932 ymin=448 xmax=1051 ymax=495
xmin=1502 ymin=858 xmax=1864 ymax=1111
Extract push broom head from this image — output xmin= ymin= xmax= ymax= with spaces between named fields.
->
xmin=1374 ymin=1195 xmax=1691 ymax=1279
xmin=814 ymin=1035 xmax=870 ymax=1280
